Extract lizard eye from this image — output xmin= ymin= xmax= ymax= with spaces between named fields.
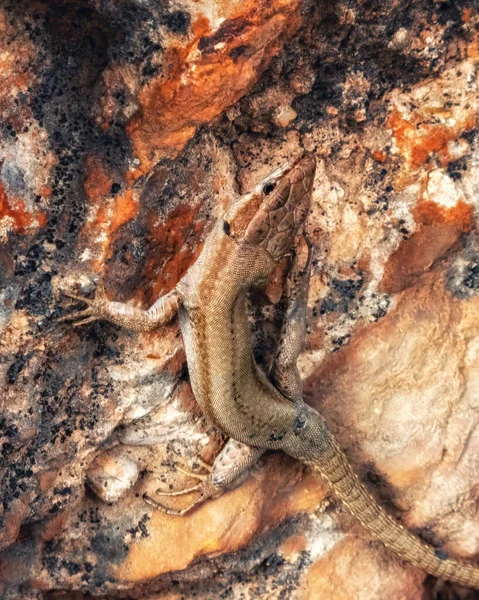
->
xmin=262 ymin=182 xmax=276 ymax=195
xmin=223 ymin=220 xmax=231 ymax=235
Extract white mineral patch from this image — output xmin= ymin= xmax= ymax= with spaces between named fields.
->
xmin=457 ymin=141 xmax=479 ymax=207
xmin=273 ymin=105 xmax=297 ymax=128
xmin=447 ymin=139 xmax=470 ymax=162
xmin=298 ymin=348 xmax=326 ymax=379
xmin=305 ymin=513 xmax=345 ymax=561
xmin=427 ymin=169 xmax=461 ymax=208
xmin=80 ymin=248 xmax=93 ymax=261
xmin=87 ymin=452 xmax=140 ymax=502
xmin=119 ymin=398 xmax=209 ymax=446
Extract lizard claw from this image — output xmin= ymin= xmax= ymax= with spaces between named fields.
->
xmin=57 ymin=285 xmax=108 ymax=326
xmin=71 ymin=316 xmax=99 ymax=327
xmin=195 ymin=458 xmax=214 ymax=472
xmin=152 ymin=483 xmax=203 ymax=497
xmin=175 ymin=466 xmax=208 ymax=481
xmin=143 ymin=458 xmax=215 ymax=516
xmin=56 ymin=304 xmax=94 ymax=322
xmin=143 ymin=492 xmax=206 ymax=516
xmin=170 ymin=456 xmax=214 ymax=478
xmin=62 ymin=291 xmax=95 ymax=305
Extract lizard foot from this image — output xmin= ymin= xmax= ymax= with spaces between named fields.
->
xmin=142 ymin=490 xmax=206 ymax=516
xmin=57 ymin=284 xmax=109 ymax=327
xmin=143 ymin=459 xmax=218 ymax=516
xmin=143 ymin=441 xmax=262 ymax=516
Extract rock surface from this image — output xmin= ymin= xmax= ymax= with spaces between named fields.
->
xmin=1 ymin=1 xmax=479 ymax=599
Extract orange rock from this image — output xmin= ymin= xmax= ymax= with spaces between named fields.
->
xmin=371 ymin=149 xmax=387 ymax=163
xmin=83 ymin=156 xmax=113 ymax=202
xmin=301 ymin=535 xmax=425 ymax=600
xmin=381 ymin=200 xmax=474 ymax=294
xmin=462 ymin=8 xmax=473 ymax=23
xmin=37 ymin=470 xmax=59 ymax=493
xmin=387 ymin=61 xmax=477 ymax=189
xmin=0 ymin=180 xmax=47 ymax=238
xmin=467 ymin=38 xmax=479 ymax=58
xmin=109 ymin=189 xmax=140 ymax=238
xmin=0 ymin=9 xmax=36 ymax=106
xmin=80 ymin=157 xmax=139 ymax=271
xmin=127 ymin=1 xmax=302 ymax=171
xmin=142 ymin=201 xmax=207 ymax=300
xmin=0 ymin=497 xmax=30 ymax=551
xmin=39 ymin=510 xmax=71 ymax=542
xmin=306 ymin=272 xmax=479 ymax=554
xmin=116 ymin=478 xmax=265 ymax=581
xmin=278 ymin=533 xmax=307 ymax=559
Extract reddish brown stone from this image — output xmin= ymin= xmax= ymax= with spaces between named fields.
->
xmin=300 ymin=535 xmax=426 ymax=600
xmin=0 ymin=181 xmax=47 ymax=238
xmin=127 ymin=1 xmax=302 ymax=171
xmin=381 ymin=201 xmax=474 ymax=294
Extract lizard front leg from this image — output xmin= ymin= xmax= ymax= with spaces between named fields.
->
xmin=58 ymin=284 xmax=182 ymax=332
xmin=270 ymin=234 xmax=312 ymax=429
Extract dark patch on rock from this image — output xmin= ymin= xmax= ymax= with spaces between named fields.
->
xmin=314 ymin=272 xmax=364 ymax=316
xmin=230 ymin=45 xmax=252 ymax=62
xmin=163 ymin=10 xmax=191 ymax=35
xmin=446 ymin=247 xmax=479 ymax=300
xmin=91 ymin=531 xmax=129 ymax=564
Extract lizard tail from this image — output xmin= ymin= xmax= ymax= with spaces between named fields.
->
xmin=308 ymin=438 xmax=479 ymax=588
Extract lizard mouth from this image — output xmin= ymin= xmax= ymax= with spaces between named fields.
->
xmin=225 ymin=151 xmax=316 ymax=260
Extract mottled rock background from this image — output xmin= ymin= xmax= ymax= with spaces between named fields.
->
xmin=1 ymin=0 xmax=479 ymax=599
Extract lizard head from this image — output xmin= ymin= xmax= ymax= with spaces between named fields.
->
xmin=223 ymin=151 xmax=316 ymax=261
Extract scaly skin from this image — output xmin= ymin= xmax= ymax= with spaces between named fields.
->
xmin=61 ymin=152 xmax=479 ymax=588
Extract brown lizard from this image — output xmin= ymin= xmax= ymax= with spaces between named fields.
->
xmin=60 ymin=152 xmax=479 ymax=588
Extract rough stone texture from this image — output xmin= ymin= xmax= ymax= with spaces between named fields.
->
xmin=1 ymin=0 xmax=479 ymax=599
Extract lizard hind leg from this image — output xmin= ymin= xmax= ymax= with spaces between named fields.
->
xmin=143 ymin=440 xmax=264 ymax=516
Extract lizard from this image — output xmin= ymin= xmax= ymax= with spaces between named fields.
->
xmin=59 ymin=151 xmax=479 ymax=588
